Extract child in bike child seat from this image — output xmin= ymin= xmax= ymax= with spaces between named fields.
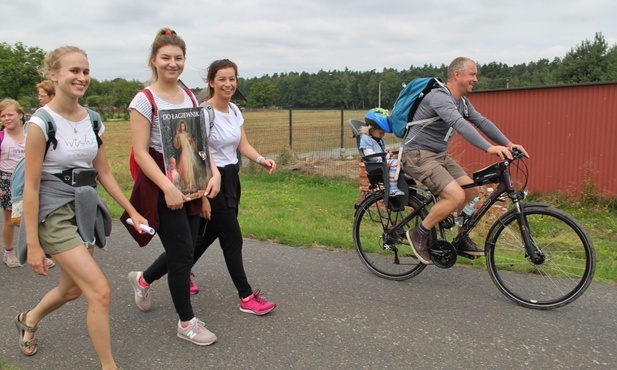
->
xmin=359 ymin=108 xmax=404 ymax=197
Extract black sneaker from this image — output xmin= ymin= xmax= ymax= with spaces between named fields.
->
xmin=456 ymin=236 xmax=484 ymax=256
xmin=406 ymin=226 xmax=431 ymax=264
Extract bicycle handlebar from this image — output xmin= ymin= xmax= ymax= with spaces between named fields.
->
xmin=471 ymin=147 xmax=526 ymax=186
xmin=509 ymin=147 xmax=525 ymax=160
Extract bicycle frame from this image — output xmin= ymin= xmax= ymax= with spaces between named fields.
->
xmin=457 ymin=157 xmax=545 ymax=264
xmin=382 ymin=151 xmax=543 ymax=263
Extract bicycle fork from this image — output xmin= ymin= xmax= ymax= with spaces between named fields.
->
xmin=512 ymin=201 xmax=546 ymax=264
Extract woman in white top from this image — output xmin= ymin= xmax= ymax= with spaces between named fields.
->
xmin=17 ymin=46 xmax=147 ymax=369
xmin=193 ymin=59 xmax=277 ymax=315
xmin=125 ymin=28 xmax=221 ymax=347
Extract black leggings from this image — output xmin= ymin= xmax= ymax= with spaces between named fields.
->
xmin=142 ymin=200 xmax=199 ymax=322
xmin=193 ymin=199 xmax=252 ymax=299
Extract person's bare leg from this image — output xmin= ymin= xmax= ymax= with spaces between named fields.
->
xmin=20 ymin=251 xmax=84 ymax=355
xmin=2 ymin=210 xmax=15 ymax=250
xmin=421 ymin=180 xmax=466 ymax=230
xmin=50 ymin=246 xmax=117 ymax=370
xmin=455 ymin=176 xmax=480 ymax=215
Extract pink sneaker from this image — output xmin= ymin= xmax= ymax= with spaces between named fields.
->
xmin=239 ymin=290 xmax=276 ymax=315
xmin=189 ymin=279 xmax=199 ymax=295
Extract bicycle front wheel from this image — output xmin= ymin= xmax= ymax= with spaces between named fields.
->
xmin=486 ymin=205 xmax=595 ymax=309
xmin=353 ymin=192 xmax=428 ymax=280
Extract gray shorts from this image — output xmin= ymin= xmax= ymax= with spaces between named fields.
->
xmin=401 ymin=150 xmax=468 ymax=195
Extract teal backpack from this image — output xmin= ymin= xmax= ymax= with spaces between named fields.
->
xmin=390 ymin=77 xmax=445 ymax=138
xmin=10 ymin=108 xmax=101 ymax=226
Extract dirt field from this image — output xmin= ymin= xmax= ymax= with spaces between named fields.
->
xmin=103 ymin=109 xmax=380 ymax=183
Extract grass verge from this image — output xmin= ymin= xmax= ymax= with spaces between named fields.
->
xmin=97 ymin=118 xmax=615 ymax=285
xmin=100 ymin=169 xmax=616 ymax=285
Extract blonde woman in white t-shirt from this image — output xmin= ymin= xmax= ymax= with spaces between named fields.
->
xmin=15 ymin=46 xmax=147 ymax=370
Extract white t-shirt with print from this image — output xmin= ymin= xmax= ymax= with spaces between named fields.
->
xmin=24 ymin=106 xmax=105 ymax=174
xmin=207 ymin=103 xmax=243 ymax=167
xmin=0 ymin=132 xmax=25 ymax=173
xmin=128 ymin=88 xmax=196 ymax=153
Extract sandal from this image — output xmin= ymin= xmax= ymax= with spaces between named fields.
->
xmin=15 ymin=311 xmax=38 ymax=356
xmin=3 ymin=250 xmax=20 ymax=268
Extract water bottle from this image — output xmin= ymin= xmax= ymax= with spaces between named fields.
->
xmin=455 ymin=197 xmax=480 ymax=227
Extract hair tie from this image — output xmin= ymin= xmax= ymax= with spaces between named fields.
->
xmin=165 ymin=30 xmax=172 ymax=35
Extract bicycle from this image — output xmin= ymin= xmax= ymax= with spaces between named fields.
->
xmin=349 ymin=119 xmax=596 ymax=310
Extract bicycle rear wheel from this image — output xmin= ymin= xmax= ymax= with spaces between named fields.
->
xmin=353 ymin=192 xmax=428 ymax=280
xmin=486 ymin=205 xmax=595 ymax=309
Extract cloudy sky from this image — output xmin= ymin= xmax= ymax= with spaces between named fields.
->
xmin=2 ymin=0 xmax=616 ymax=88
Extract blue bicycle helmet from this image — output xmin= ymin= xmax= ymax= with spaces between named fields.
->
xmin=365 ymin=108 xmax=392 ymax=133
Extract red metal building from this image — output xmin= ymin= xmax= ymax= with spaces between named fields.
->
xmin=449 ymin=82 xmax=617 ymax=198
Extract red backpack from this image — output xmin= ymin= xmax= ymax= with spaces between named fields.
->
xmin=129 ymin=87 xmax=198 ymax=180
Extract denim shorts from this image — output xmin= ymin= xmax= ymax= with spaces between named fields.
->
xmin=401 ymin=150 xmax=468 ymax=195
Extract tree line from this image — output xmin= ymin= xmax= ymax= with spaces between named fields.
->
xmin=2 ymin=33 xmax=616 ymax=117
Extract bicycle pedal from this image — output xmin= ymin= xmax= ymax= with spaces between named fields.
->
xmin=455 ymin=250 xmax=478 ymax=260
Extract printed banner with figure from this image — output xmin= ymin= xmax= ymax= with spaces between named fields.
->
xmin=158 ymin=107 xmax=211 ymax=201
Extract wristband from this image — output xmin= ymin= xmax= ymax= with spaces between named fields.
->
xmin=256 ymin=156 xmax=264 ymax=164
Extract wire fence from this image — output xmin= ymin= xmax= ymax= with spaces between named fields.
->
xmin=241 ymin=108 xmax=402 ymax=181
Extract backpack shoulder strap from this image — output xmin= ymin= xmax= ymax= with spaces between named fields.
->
xmin=229 ymin=102 xmax=240 ymax=117
xmin=86 ymin=107 xmax=103 ymax=147
xmin=140 ymin=87 xmax=197 ymax=116
xmin=180 ymin=87 xmax=198 ymax=107
xmin=32 ymin=108 xmax=57 ymax=155
xmin=140 ymin=88 xmax=158 ymax=117
xmin=199 ymin=102 xmax=216 ymax=135
xmin=460 ymin=96 xmax=469 ymax=118
xmin=0 ymin=130 xmax=4 ymax=157
xmin=85 ymin=108 xmax=101 ymax=132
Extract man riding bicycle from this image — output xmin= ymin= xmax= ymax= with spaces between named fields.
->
xmin=401 ymin=56 xmax=529 ymax=264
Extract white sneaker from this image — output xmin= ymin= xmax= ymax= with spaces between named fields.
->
xmin=177 ymin=318 xmax=217 ymax=346
xmin=128 ymin=271 xmax=151 ymax=311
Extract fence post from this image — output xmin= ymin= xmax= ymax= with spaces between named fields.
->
xmin=288 ymin=105 xmax=293 ymax=150
xmin=340 ymin=106 xmax=344 ymax=157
